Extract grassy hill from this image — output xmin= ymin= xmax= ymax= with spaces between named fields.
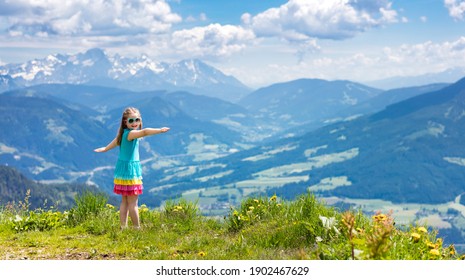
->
xmin=0 ymin=191 xmax=462 ymax=260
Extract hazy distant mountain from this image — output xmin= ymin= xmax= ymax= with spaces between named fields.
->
xmin=365 ymin=67 xmax=465 ymax=90
xmin=158 ymin=91 xmax=268 ymax=142
xmin=0 ymin=94 xmax=116 ymax=180
xmin=238 ymin=78 xmax=382 ymax=137
xmin=339 ymin=83 xmax=449 ymax=117
xmin=0 ymin=74 xmax=18 ymax=93
xmin=270 ymin=83 xmax=450 ymax=140
xmin=10 ymin=83 xmax=165 ymax=112
xmin=0 ymin=48 xmax=251 ymax=102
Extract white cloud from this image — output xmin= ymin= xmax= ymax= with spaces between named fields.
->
xmin=1 ymin=0 xmax=182 ymax=36
xmin=169 ymin=24 xmax=255 ymax=59
xmin=225 ymin=36 xmax=465 ymax=87
xmin=244 ymin=0 xmax=398 ymax=41
xmin=444 ymin=0 xmax=465 ymax=20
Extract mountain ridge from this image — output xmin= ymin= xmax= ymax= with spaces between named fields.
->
xmin=0 ymin=48 xmax=251 ymax=102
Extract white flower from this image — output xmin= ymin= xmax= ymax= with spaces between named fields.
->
xmin=319 ymin=215 xmax=336 ymax=229
xmin=319 ymin=215 xmax=340 ymax=235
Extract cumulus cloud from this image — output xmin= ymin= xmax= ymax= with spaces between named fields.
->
xmin=347 ymin=37 xmax=465 ymax=79
xmin=239 ymin=36 xmax=465 ymax=87
xmin=444 ymin=0 xmax=465 ymax=20
xmin=0 ymin=0 xmax=182 ymax=37
xmin=238 ymin=0 xmax=399 ymax=62
xmin=170 ymin=24 xmax=256 ymax=59
xmin=243 ymin=0 xmax=398 ymax=41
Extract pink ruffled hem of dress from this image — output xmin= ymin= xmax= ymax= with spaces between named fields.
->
xmin=113 ymin=184 xmax=143 ymax=196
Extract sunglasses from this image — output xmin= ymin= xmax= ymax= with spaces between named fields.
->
xmin=127 ymin=117 xmax=141 ymax=124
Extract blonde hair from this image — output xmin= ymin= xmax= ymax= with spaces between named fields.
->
xmin=116 ymin=107 xmax=143 ymax=145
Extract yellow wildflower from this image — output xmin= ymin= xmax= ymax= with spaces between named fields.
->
xmin=417 ymin=227 xmax=427 ymax=233
xmin=253 ymin=199 xmax=259 ymax=203
xmin=270 ymin=195 xmax=277 ymax=202
xmin=248 ymin=206 xmax=254 ymax=211
xmin=172 ymin=206 xmax=183 ymax=212
xmin=198 ymin=251 xmax=206 ymax=257
xmin=411 ymin=232 xmax=421 ymax=242
xmin=429 ymin=249 xmax=440 ymax=256
xmin=427 ymin=242 xmax=436 ymax=249
xmin=106 ymin=204 xmax=115 ymax=209
xmin=373 ymin=214 xmax=387 ymax=222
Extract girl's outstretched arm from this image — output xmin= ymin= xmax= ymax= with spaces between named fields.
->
xmin=94 ymin=137 xmax=118 ymax=153
xmin=128 ymin=127 xmax=170 ymax=141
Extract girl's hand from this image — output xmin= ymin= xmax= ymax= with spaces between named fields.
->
xmin=94 ymin=147 xmax=106 ymax=153
xmin=160 ymin=127 xmax=170 ymax=133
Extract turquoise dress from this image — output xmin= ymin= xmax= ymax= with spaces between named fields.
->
xmin=113 ymin=129 xmax=143 ymax=195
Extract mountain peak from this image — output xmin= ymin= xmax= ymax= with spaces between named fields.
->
xmin=83 ymin=48 xmax=106 ymax=59
xmin=0 ymin=48 xmax=250 ymax=101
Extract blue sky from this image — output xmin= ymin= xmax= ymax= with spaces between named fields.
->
xmin=1 ymin=0 xmax=465 ymax=88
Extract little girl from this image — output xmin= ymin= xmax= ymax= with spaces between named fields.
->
xmin=94 ymin=107 xmax=170 ymax=229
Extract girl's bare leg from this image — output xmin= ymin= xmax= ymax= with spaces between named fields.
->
xmin=120 ymin=196 xmax=129 ymax=229
xmin=127 ymin=195 xmax=140 ymax=228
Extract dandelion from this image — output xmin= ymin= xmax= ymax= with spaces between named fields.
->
xmin=411 ymin=232 xmax=421 ymax=242
xmin=417 ymin=227 xmax=427 ymax=233
xmin=427 ymin=242 xmax=436 ymax=249
xmin=253 ymin=199 xmax=259 ymax=203
xmin=106 ymin=204 xmax=115 ymax=209
xmin=198 ymin=251 xmax=206 ymax=257
xmin=270 ymin=195 xmax=277 ymax=202
xmin=429 ymin=249 xmax=440 ymax=256
xmin=248 ymin=206 xmax=254 ymax=211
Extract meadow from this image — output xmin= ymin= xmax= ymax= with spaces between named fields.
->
xmin=0 ymin=190 xmax=462 ymax=260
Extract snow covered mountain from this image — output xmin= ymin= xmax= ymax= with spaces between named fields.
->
xmin=0 ymin=48 xmax=251 ymax=102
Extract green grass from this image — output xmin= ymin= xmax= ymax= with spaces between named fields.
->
xmin=0 ymin=191 xmax=462 ymax=260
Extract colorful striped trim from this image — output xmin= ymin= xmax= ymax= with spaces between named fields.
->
xmin=114 ymin=178 xmax=143 ymax=185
